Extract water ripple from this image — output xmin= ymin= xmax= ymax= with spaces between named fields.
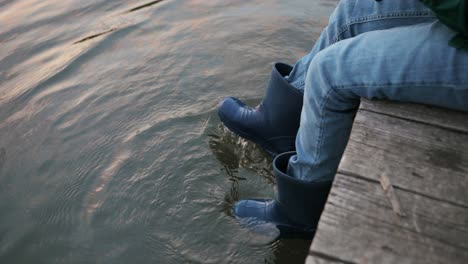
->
xmin=82 ymin=150 xmax=131 ymax=222
xmin=0 ymin=0 xmax=335 ymax=263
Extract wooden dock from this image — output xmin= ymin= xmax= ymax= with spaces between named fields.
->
xmin=306 ymin=99 xmax=468 ymax=264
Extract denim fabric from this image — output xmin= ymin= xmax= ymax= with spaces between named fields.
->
xmin=286 ymin=0 xmax=468 ymax=181
xmin=285 ymin=0 xmax=436 ymax=90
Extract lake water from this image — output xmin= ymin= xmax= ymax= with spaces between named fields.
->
xmin=0 ymin=0 xmax=337 ymax=263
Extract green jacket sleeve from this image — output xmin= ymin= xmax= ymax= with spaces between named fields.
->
xmin=419 ymin=0 xmax=468 ymax=50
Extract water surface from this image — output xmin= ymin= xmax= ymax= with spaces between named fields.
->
xmin=0 ymin=0 xmax=337 ymax=263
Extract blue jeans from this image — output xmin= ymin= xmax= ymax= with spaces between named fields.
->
xmin=285 ymin=0 xmax=468 ymax=181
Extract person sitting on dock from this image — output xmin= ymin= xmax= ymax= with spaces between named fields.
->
xmin=217 ymin=0 xmax=468 ymax=239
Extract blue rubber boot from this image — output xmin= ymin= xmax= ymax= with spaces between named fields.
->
xmin=234 ymin=151 xmax=332 ymax=240
xmin=217 ymin=63 xmax=303 ymax=156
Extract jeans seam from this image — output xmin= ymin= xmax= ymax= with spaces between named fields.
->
xmin=333 ymin=82 xmax=468 ymax=90
xmin=332 ymin=11 xmax=435 ymax=43
xmin=313 ymin=88 xmax=335 ymax=171
xmin=293 ymin=80 xmax=305 ymax=90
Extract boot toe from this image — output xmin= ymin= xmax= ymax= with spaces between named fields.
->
xmin=233 ymin=199 xmax=281 ymax=239
xmin=217 ymin=97 xmax=261 ymax=139
xmin=234 ymin=199 xmax=316 ymax=240
xmin=217 ymin=97 xmax=246 ymax=122
xmin=233 ymin=199 xmax=274 ymax=220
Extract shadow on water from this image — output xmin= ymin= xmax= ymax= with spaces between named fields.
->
xmin=73 ymin=28 xmax=119 ymax=44
xmin=125 ymin=0 xmax=167 ymax=13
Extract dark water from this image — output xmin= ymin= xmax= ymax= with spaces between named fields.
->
xmin=0 ymin=0 xmax=337 ymax=263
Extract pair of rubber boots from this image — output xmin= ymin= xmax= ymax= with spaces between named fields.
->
xmin=217 ymin=63 xmax=331 ymax=239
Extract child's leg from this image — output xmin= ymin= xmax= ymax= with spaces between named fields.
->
xmin=287 ymin=0 xmax=436 ymax=91
xmin=289 ymin=21 xmax=468 ymax=182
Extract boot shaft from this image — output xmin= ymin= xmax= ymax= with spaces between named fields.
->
xmin=261 ymin=63 xmax=303 ymax=136
xmin=273 ymin=151 xmax=332 ymax=227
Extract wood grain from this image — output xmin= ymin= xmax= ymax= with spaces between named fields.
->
xmin=305 ymin=255 xmax=350 ymax=264
xmin=310 ymin=174 xmax=468 ymax=264
xmin=360 ymin=99 xmax=468 ymax=134
xmin=308 ymin=100 xmax=468 ymax=264
xmin=339 ymin=109 xmax=468 ymax=207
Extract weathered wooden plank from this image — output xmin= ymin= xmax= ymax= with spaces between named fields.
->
xmin=308 ymin=101 xmax=468 ymax=264
xmin=310 ymin=173 xmax=468 ymax=264
xmin=360 ymin=99 xmax=468 ymax=134
xmin=305 ymin=254 xmax=349 ymax=264
xmin=339 ymin=109 xmax=468 ymax=207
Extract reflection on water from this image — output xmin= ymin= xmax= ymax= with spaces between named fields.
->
xmin=207 ymin=118 xmax=272 ymax=215
xmin=0 ymin=0 xmax=337 ymax=263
